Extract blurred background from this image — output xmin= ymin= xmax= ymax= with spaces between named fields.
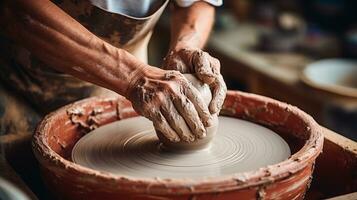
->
xmin=149 ymin=0 xmax=357 ymax=141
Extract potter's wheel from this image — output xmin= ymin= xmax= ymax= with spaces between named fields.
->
xmin=72 ymin=116 xmax=291 ymax=179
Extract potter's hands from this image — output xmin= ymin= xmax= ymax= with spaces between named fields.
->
xmin=162 ymin=48 xmax=227 ymax=114
xmin=126 ymin=65 xmax=213 ymax=142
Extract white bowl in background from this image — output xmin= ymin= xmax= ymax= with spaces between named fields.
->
xmin=301 ymin=59 xmax=357 ymax=98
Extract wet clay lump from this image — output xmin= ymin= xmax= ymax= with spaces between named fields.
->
xmin=156 ymin=74 xmax=219 ymax=150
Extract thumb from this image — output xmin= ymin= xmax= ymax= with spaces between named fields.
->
xmin=192 ymin=51 xmax=216 ymax=84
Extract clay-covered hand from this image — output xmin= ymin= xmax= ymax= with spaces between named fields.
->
xmin=126 ymin=66 xmax=213 ymax=143
xmin=162 ymin=48 xmax=227 ymax=114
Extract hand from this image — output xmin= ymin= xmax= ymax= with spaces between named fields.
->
xmin=126 ymin=66 xmax=213 ymax=143
xmin=162 ymin=47 xmax=227 ymax=114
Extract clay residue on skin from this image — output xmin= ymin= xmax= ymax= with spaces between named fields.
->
xmin=156 ymin=74 xmax=219 ymax=151
xmin=162 ymin=48 xmax=227 ymax=114
xmin=127 ymin=72 xmax=213 ymax=144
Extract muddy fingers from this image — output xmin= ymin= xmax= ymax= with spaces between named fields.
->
xmin=152 ymin=111 xmax=180 ymax=142
xmin=160 ymin=98 xmax=195 ymax=142
xmin=209 ymin=74 xmax=227 ymax=114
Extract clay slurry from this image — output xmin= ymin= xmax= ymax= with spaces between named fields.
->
xmin=72 ymin=116 xmax=291 ymax=179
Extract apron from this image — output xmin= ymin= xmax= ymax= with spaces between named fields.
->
xmin=0 ymin=0 xmax=168 ymax=198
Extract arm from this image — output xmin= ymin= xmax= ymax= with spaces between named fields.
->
xmin=1 ymin=0 xmax=141 ymax=95
xmin=163 ymin=2 xmax=227 ymax=114
xmin=169 ymin=1 xmax=214 ymax=51
xmin=0 ymin=0 xmax=213 ymax=142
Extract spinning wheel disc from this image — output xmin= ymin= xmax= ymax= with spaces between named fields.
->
xmin=72 ymin=116 xmax=290 ymax=179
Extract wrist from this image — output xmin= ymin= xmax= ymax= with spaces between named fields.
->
xmin=124 ymin=64 xmax=167 ymax=98
xmin=170 ymin=31 xmax=200 ymax=52
xmin=171 ymin=42 xmax=192 ymax=52
xmin=123 ymin=63 xmax=149 ymax=97
xmin=105 ymin=48 xmax=149 ymax=97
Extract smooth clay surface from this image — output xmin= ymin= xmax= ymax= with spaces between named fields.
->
xmin=72 ymin=116 xmax=291 ymax=179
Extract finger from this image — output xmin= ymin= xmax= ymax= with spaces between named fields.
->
xmin=165 ymin=57 xmax=188 ymax=72
xmin=182 ymin=80 xmax=213 ymax=127
xmin=192 ymin=51 xmax=215 ymax=84
xmin=173 ymin=95 xmax=207 ymax=139
xmin=208 ymin=56 xmax=221 ymax=76
xmin=151 ymin=111 xmax=180 ymax=142
xmin=160 ymin=99 xmax=195 ymax=142
xmin=163 ymin=51 xmax=190 ymax=73
xmin=209 ymin=75 xmax=227 ymax=114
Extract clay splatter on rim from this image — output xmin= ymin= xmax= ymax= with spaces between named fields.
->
xmin=33 ymin=91 xmax=323 ymax=199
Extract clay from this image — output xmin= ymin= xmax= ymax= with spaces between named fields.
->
xmin=72 ymin=116 xmax=291 ymax=179
xmin=163 ymin=48 xmax=227 ymax=114
xmin=127 ymin=70 xmax=213 ymax=144
xmin=33 ymin=91 xmax=323 ymax=200
xmin=184 ymin=74 xmax=212 ymax=106
xmin=156 ymin=74 xmax=218 ymax=150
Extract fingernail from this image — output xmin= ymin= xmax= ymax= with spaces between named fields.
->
xmin=183 ymin=134 xmax=195 ymax=142
xmin=209 ymin=104 xmax=218 ymax=115
xmin=197 ymin=128 xmax=206 ymax=139
xmin=206 ymin=115 xmax=214 ymax=127
xmin=170 ymin=136 xmax=180 ymax=143
xmin=188 ymin=135 xmax=195 ymax=142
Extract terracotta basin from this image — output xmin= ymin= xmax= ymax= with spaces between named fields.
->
xmin=33 ymin=91 xmax=323 ymax=200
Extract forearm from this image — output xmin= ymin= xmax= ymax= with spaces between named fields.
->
xmin=169 ymin=1 xmax=215 ymax=51
xmin=0 ymin=0 xmax=144 ymax=96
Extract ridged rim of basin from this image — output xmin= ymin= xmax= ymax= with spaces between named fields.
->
xmin=33 ymin=91 xmax=324 ymax=195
